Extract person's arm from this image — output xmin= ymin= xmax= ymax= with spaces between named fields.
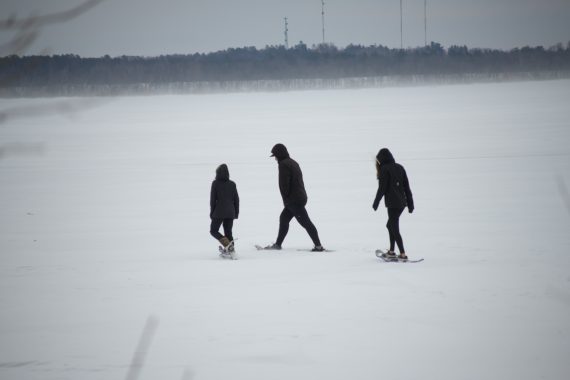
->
xmin=372 ymin=168 xmax=389 ymax=210
xmin=403 ymin=168 xmax=414 ymax=213
xmin=279 ymin=164 xmax=291 ymax=200
xmin=210 ymin=182 xmax=216 ymax=218
xmin=234 ymin=183 xmax=240 ymax=219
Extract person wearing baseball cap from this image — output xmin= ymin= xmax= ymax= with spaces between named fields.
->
xmin=265 ymin=143 xmax=324 ymax=251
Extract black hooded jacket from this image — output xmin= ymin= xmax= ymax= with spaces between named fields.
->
xmin=373 ymin=149 xmax=414 ymax=210
xmin=271 ymin=144 xmax=308 ymax=206
xmin=210 ymin=164 xmax=239 ymax=219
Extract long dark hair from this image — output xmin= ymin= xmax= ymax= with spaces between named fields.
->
xmin=375 ymin=148 xmax=395 ymax=179
xmin=375 ymin=159 xmax=381 ymax=179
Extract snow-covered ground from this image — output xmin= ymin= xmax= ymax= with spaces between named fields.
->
xmin=1 ymin=80 xmax=569 ymax=380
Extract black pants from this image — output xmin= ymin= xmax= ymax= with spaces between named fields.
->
xmin=386 ymin=207 xmax=405 ymax=253
xmin=276 ymin=203 xmax=321 ymax=246
xmin=210 ymin=218 xmax=234 ymax=242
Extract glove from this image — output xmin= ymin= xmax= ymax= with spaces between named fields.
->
xmin=372 ymin=201 xmax=379 ymax=211
xmin=408 ymin=205 xmax=414 ymax=213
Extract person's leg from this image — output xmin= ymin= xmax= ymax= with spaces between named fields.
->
xmin=386 ymin=217 xmax=396 ymax=253
xmin=221 ymin=219 xmax=235 ymax=252
xmin=275 ymin=207 xmax=294 ymax=246
xmin=222 ymin=219 xmax=234 ymax=242
xmin=210 ymin=218 xmax=224 ymax=240
xmin=393 ymin=208 xmax=405 ymax=254
xmin=288 ymin=204 xmax=322 ymax=247
xmin=387 ymin=208 xmax=405 ymax=254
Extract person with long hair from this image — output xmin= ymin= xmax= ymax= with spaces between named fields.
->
xmin=372 ymin=148 xmax=414 ymax=261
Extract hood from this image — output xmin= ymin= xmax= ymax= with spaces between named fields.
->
xmin=376 ymin=148 xmax=396 ymax=165
xmin=215 ymin=164 xmax=230 ymax=181
xmin=270 ymin=143 xmax=290 ymax=161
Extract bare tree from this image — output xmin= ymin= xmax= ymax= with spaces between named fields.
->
xmin=0 ymin=0 xmax=105 ymax=55
xmin=0 ymin=0 xmax=107 ymax=160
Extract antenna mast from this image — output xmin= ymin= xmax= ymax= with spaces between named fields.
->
xmin=400 ymin=0 xmax=403 ymax=49
xmin=321 ymin=0 xmax=326 ymax=44
xmin=424 ymin=0 xmax=427 ymax=46
xmin=284 ymin=17 xmax=289 ymax=48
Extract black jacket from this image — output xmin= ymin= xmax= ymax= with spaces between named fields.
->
xmin=271 ymin=144 xmax=308 ymax=206
xmin=373 ymin=149 xmax=414 ymax=211
xmin=210 ymin=164 xmax=239 ymax=219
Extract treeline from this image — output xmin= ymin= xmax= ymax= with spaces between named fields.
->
xmin=2 ymin=42 xmax=570 ymax=90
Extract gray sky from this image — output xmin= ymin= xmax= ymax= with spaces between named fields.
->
xmin=2 ymin=0 xmax=570 ymax=57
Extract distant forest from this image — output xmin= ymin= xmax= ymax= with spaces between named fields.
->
xmin=2 ymin=42 xmax=570 ymax=95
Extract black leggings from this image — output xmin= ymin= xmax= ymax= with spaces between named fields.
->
xmin=276 ymin=203 xmax=321 ymax=246
xmin=386 ymin=207 xmax=405 ymax=253
xmin=210 ymin=218 xmax=234 ymax=242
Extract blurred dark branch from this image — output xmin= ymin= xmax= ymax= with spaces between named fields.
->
xmin=0 ymin=0 xmax=105 ymax=89
xmin=0 ymin=28 xmax=39 ymax=56
xmin=0 ymin=0 xmax=105 ymax=57
xmin=0 ymin=0 xmax=108 ymax=136
xmin=125 ymin=316 xmax=159 ymax=380
xmin=0 ymin=98 xmax=106 ymax=125
xmin=0 ymin=0 xmax=105 ymax=30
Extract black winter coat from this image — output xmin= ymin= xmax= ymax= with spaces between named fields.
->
xmin=278 ymin=157 xmax=308 ymax=206
xmin=373 ymin=149 xmax=414 ymax=210
xmin=272 ymin=144 xmax=308 ymax=206
xmin=373 ymin=163 xmax=414 ymax=209
xmin=210 ymin=164 xmax=239 ymax=219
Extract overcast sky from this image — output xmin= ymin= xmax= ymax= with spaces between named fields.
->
xmin=2 ymin=0 xmax=570 ymax=57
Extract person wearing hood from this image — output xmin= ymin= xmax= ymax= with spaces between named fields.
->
xmin=372 ymin=148 xmax=414 ymax=261
xmin=267 ymin=143 xmax=324 ymax=251
xmin=210 ymin=164 xmax=239 ymax=251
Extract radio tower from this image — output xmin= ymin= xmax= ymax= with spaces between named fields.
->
xmin=424 ymin=0 xmax=427 ymax=46
xmin=400 ymin=0 xmax=403 ymax=49
xmin=284 ymin=17 xmax=289 ymax=48
xmin=321 ymin=0 xmax=326 ymax=44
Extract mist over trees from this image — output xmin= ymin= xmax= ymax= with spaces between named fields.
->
xmin=2 ymin=42 xmax=570 ymax=96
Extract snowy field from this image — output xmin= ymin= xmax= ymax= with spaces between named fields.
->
xmin=1 ymin=80 xmax=570 ymax=380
